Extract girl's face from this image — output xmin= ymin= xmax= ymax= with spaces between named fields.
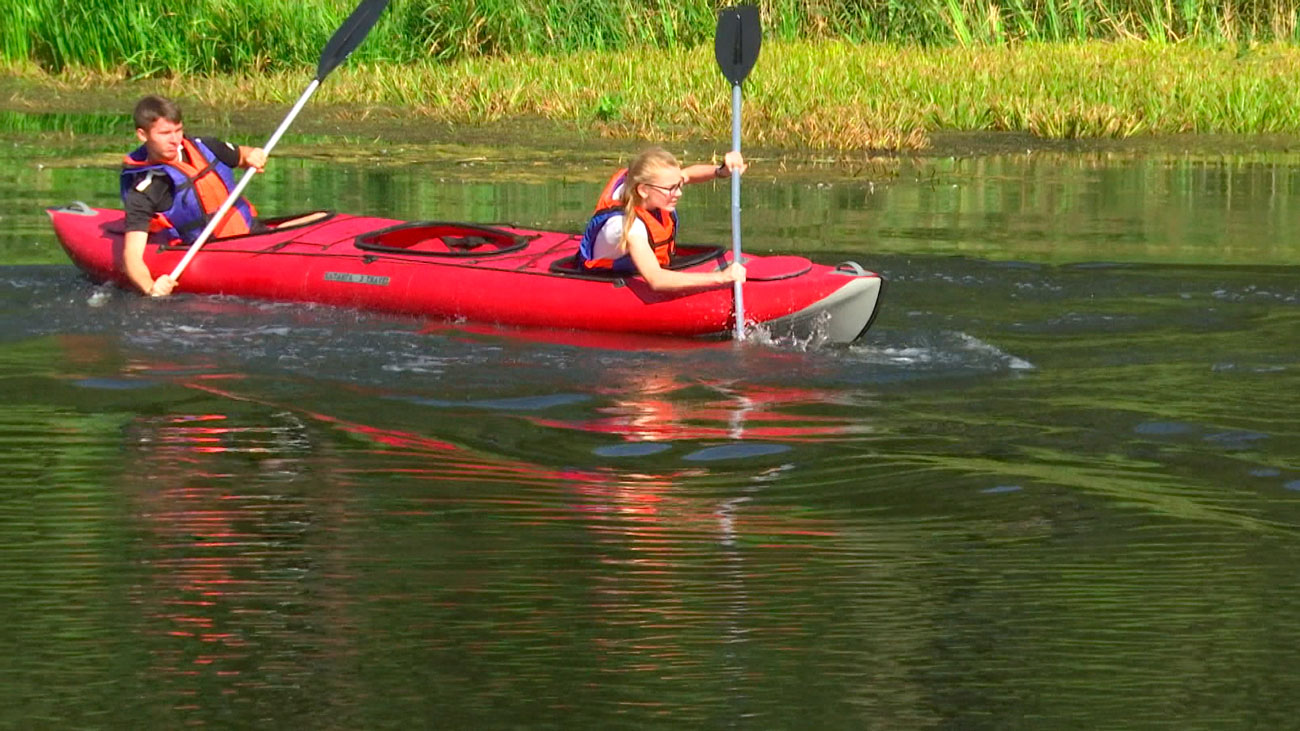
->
xmin=637 ymin=165 xmax=685 ymax=211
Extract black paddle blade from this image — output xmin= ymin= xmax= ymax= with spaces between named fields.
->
xmin=317 ymin=0 xmax=390 ymax=80
xmin=714 ymin=4 xmax=761 ymax=86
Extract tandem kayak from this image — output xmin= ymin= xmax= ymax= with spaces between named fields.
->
xmin=48 ymin=203 xmax=883 ymax=343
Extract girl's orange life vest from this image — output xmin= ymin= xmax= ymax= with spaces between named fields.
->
xmin=120 ymin=136 xmax=257 ymax=242
xmin=577 ymin=168 xmax=677 ymax=272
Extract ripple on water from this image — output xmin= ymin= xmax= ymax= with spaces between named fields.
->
xmin=392 ymin=393 xmax=590 ymax=411
xmin=1202 ymin=430 xmax=1270 ymax=450
xmin=592 ymin=442 xmax=674 ymax=458
xmin=682 ymin=443 xmax=792 ymax=461
xmin=1011 ymin=310 xmax=1144 ymax=335
xmin=1212 ymin=285 xmax=1300 ymax=304
xmin=1212 ymin=362 xmax=1290 ymax=374
xmin=856 ymin=330 xmax=1034 ymax=374
xmin=72 ymin=378 xmax=156 ymax=391
xmin=1133 ymin=421 xmax=1199 ymax=436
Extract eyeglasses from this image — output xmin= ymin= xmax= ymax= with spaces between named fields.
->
xmin=642 ymin=180 xmax=685 ymax=196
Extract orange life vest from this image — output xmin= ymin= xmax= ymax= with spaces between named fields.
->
xmin=577 ymin=168 xmax=677 ymax=272
xmin=121 ymin=136 xmax=257 ymax=242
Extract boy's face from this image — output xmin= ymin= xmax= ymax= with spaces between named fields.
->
xmin=136 ymin=118 xmax=184 ymax=162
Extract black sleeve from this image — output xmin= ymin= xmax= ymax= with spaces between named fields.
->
xmin=194 ymin=136 xmax=242 ymax=168
xmin=122 ymin=173 xmax=174 ymax=233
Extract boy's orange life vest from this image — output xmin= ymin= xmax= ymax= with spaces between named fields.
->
xmin=120 ymin=136 xmax=257 ymax=243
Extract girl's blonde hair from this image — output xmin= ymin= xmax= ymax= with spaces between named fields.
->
xmin=618 ymin=146 xmax=679 ymax=252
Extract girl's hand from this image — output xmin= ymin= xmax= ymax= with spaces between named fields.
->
xmin=721 ymin=150 xmax=747 ymax=177
xmin=717 ymin=261 xmax=746 ymax=284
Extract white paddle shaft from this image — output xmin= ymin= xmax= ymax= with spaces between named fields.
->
xmin=168 ymin=78 xmax=321 ymax=281
xmin=729 ymin=82 xmax=744 ymax=340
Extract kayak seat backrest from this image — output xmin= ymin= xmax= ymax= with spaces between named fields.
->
xmin=262 ymin=211 xmax=335 ymax=230
xmin=356 ymin=221 xmax=531 ymax=257
xmin=444 ymin=236 xmax=492 ymax=250
xmin=549 ymin=245 xmax=727 ymax=279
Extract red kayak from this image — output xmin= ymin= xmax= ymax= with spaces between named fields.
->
xmin=48 ymin=203 xmax=883 ymax=343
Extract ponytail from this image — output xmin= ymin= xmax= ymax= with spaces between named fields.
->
xmin=617 ymin=146 xmax=678 ymax=253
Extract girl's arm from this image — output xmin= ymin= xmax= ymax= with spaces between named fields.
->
xmin=626 ymin=227 xmax=745 ymax=292
xmin=683 ymin=150 xmax=746 ymax=184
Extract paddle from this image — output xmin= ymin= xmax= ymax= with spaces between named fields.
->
xmin=167 ymin=0 xmax=390 ymax=285
xmin=714 ymin=4 xmax=761 ymax=340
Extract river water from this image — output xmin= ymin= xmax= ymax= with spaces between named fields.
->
xmin=2 ymin=112 xmax=1299 ymax=727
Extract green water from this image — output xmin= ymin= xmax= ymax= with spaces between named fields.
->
xmin=8 ymin=110 xmax=1300 ymax=266
xmin=1 ymin=110 xmax=1299 ymax=727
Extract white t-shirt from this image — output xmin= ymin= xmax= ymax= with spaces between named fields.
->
xmin=589 ymin=180 xmax=649 ymax=262
xmin=590 ymin=214 xmax=648 ymax=263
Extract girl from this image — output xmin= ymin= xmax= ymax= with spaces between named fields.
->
xmin=578 ymin=146 xmax=746 ymax=291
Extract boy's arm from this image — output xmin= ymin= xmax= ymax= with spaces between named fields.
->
xmin=122 ymin=230 xmax=174 ymax=296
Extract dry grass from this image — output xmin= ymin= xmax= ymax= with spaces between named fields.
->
xmin=12 ymin=39 xmax=1300 ymax=150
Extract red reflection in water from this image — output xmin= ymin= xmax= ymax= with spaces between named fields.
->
xmin=189 ymin=381 xmax=610 ymax=490
xmin=126 ymin=408 xmax=316 ymax=707
xmin=559 ymin=467 xmax=848 ymax=682
xmin=183 ymin=374 xmax=849 ymax=690
xmin=57 ymin=335 xmax=850 ymax=709
xmin=531 ymin=372 xmax=862 ymax=443
xmin=418 ymin=321 xmax=731 ymax=352
xmin=39 ymin=347 xmax=345 ymax=713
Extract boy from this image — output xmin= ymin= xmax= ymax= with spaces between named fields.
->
xmin=119 ymin=95 xmax=267 ymax=296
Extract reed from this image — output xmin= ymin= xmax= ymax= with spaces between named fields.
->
xmin=99 ymin=40 xmax=1298 ymax=149
xmin=3 ymin=0 xmax=1300 ymax=75
xmin=8 ymin=1 xmax=1300 ymax=149
xmin=0 ymin=0 xmax=378 ymax=76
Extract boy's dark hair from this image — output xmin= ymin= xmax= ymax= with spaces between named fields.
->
xmin=133 ymin=95 xmax=182 ymax=132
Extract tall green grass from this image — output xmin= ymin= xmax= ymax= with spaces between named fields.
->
xmin=3 ymin=0 xmax=1300 ymax=76
xmin=117 ymin=40 xmax=1299 ymax=148
xmin=0 ymin=0 xmax=365 ymax=76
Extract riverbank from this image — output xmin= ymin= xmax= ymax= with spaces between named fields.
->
xmin=7 ymin=39 xmax=1300 ymax=152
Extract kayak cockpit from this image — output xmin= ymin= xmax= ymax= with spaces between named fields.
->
xmin=357 ymin=221 xmax=535 ymax=257
xmin=548 ymin=244 xmax=727 ymax=279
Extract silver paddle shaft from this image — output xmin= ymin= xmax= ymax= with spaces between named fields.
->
xmin=729 ymin=82 xmax=744 ymax=341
